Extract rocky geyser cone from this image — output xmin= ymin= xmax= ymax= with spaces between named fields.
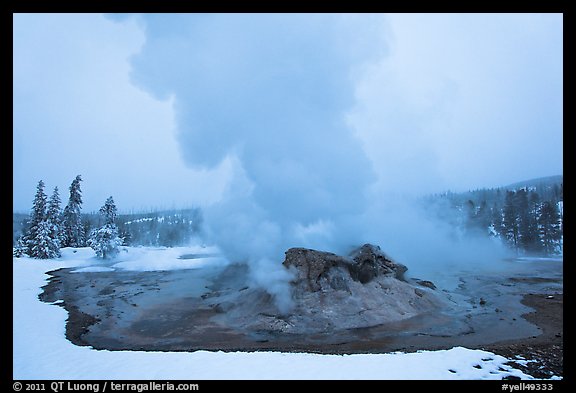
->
xmin=210 ymin=243 xmax=443 ymax=334
xmin=283 ymin=243 xmax=408 ymax=292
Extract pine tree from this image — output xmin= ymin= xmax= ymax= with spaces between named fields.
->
xmin=464 ymin=199 xmax=477 ymax=234
xmin=516 ymin=189 xmax=533 ymax=253
xmin=502 ymin=191 xmax=519 ymax=251
xmin=13 ymin=237 xmax=27 ymax=257
xmin=522 ymin=191 xmax=542 ymax=254
xmin=45 ymin=186 xmax=63 ymax=256
xmin=62 ymin=175 xmax=84 ymax=247
xmin=538 ymin=201 xmax=561 ymax=255
xmin=475 ymin=200 xmax=491 ymax=236
xmin=89 ymin=196 xmax=123 ymax=259
xmin=82 ymin=218 xmax=93 ymax=247
xmin=24 ymin=180 xmax=47 ymax=257
xmin=100 ymin=196 xmax=118 ymax=225
xmin=23 ymin=180 xmax=61 ymax=259
xmin=490 ymin=202 xmax=503 ymax=238
xmin=30 ymin=220 xmax=61 ymax=259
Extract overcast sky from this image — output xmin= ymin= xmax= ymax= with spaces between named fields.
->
xmin=13 ymin=13 xmax=562 ymax=214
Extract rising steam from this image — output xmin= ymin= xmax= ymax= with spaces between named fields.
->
xmin=121 ymin=13 xmax=510 ymax=311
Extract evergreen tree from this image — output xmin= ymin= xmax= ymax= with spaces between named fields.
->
xmin=516 ymin=189 xmax=532 ymax=253
xmin=24 ymin=180 xmax=47 ymax=257
xmin=46 ymin=186 xmax=63 ymax=255
xmin=99 ymin=196 xmax=118 ymax=225
xmin=62 ymin=175 xmax=84 ymax=247
xmin=119 ymin=225 xmax=132 ymax=246
xmin=502 ymin=191 xmax=519 ymax=250
xmin=475 ymin=200 xmax=492 ymax=236
xmin=82 ymin=218 xmax=93 ymax=247
xmin=22 ymin=180 xmax=61 ymax=259
xmin=522 ymin=191 xmax=542 ymax=254
xmin=475 ymin=200 xmax=485 ymax=225
xmin=89 ymin=196 xmax=123 ymax=259
xmin=464 ymin=199 xmax=477 ymax=234
xmin=13 ymin=237 xmax=27 ymax=257
xmin=538 ymin=201 xmax=561 ymax=255
xmin=490 ymin=202 xmax=503 ymax=238
xmin=30 ymin=220 xmax=61 ymax=259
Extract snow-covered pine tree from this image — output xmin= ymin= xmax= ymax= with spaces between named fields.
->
xmin=23 ymin=180 xmax=61 ymax=259
xmin=45 ymin=186 xmax=63 ymax=257
xmin=89 ymin=196 xmax=123 ymax=259
xmin=23 ymin=180 xmax=47 ymax=257
xmin=13 ymin=237 xmax=27 ymax=257
xmin=30 ymin=220 xmax=61 ymax=259
xmin=99 ymin=196 xmax=118 ymax=225
xmin=62 ymin=175 xmax=84 ymax=247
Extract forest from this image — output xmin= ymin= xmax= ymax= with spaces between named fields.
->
xmin=13 ymin=175 xmax=203 ymax=259
xmin=422 ymin=175 xmax=563 ymax=255
xmin=14 ymin=175 xmax=562 ymax=258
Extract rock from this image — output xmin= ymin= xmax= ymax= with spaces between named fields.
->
xmin=283 ymin=247 xmax=346 ymax=291
xmin=282 ymin=243 xmax=409 ymax=291
xmin=348 ymin=244 xmax=408 ymax=283
xmin=412 ymin=279 xmax=437 ymax=290
xmin=216 ymin=244 xmax=443 ymax=334
xmin=328 ymin=273 xmax=350 ymax=292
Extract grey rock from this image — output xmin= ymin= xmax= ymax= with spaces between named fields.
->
xmin=213 ymin=244 xmax=443 ymax=334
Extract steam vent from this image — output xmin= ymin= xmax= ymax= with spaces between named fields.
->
xmin=217 ymin=244 xmax=444 ymax=334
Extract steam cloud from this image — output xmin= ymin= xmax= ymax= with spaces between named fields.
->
xmin=122 ymin=14 xmax=510 ymax=311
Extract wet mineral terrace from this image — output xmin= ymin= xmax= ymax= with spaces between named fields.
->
xmin=40 ymin=256 xmax=562 ymax=354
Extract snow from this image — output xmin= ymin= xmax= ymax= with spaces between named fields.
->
xmin=111 ymin=245 xmax=227 ymax=271
xmin=514 ymin=257 xmax=563 ymax=263
xmin=59 ymin=245 xmax=227 ymax=273
xmin=13 ymin=247 xmax=540 ymax=380
xmin=123 ymin=217 xmax=155 ymax=225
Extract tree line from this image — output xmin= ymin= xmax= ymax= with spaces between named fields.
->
xmin=13 ymin=177 xmax=203 ymax=259
xmin=116 ymin=209 xmax=202 ymax=247
xmin=424 ymin=179 xmax=563 ymax=255
xmin=13 ymin=175 xmax=122 ymax=259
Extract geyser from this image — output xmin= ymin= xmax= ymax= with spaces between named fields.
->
xmin=208 ymin=244 xmax=445 ymax=334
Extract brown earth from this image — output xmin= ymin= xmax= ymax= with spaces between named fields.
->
xmin=481 ymin=293 xmax=563 ymax=379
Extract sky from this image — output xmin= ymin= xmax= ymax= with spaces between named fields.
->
xmin=13 ymin=13 xmax=562 ymax=214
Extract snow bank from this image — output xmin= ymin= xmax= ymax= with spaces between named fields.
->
xmin=514 ymin=257 xmax=563 ymax=263
xmin=111 ymin=246 xmax=227 ymax=272
xmin=60 ymin=245 xmax=228 ymax=273
xmin=13 ymin=248 xmax=536 ymax=380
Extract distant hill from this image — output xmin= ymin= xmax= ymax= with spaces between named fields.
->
xmin=503 ymin=175 xmax=563 ymax=191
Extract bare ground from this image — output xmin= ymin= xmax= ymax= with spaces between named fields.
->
xmin=481 ymin=293 xmax=563 ymax=379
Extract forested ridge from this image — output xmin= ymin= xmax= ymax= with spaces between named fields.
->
xmin=14 ymin=175 xmax=562 ymax=256
xmin=423 ymin=175 xmax=563 ymax=255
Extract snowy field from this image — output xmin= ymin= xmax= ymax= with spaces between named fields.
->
xmin=13 ymin=246 xmax=537 ymax=380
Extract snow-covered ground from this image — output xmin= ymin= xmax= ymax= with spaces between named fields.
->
xmin=13 ymin=246 xmax=537 ymax=380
